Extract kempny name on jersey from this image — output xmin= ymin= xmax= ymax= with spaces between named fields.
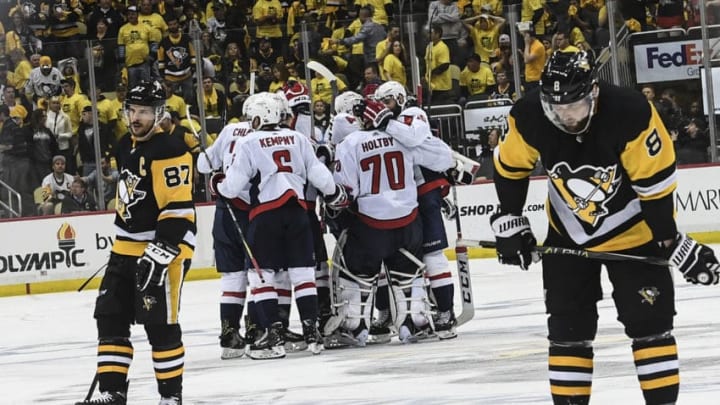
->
xmin=259 ymin=134 xmax=296 ymax=148
xmin=361 ymin=136 xmax=395 ymax=153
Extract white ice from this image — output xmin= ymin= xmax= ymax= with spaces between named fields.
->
xmin=1 ymin=255 xmax=719 ymax=405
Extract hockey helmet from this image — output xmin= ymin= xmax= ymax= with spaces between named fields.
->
xmin=245 ymin=92 xmax=282 ymax=128
xmin=334 ymin=91 xmax=363 ymax=116
xmin=124 ymin=80 xmax=166 ymax=140
xmin=540 ymin=51 xmax=598 ymax=135
xmin=374 ymin=81 xmax=407 ymax=111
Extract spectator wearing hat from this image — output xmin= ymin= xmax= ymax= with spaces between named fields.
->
xmin=463 ymin=12 xmax=507 ymax=64
xmin=206 ymin=0 xmax=231 ymax=51
xmin=39 ymin=155 xmax=74 ymax=215
xmin=253 ymin=0 xmax=285 ymax=59
xmin=89 ymin=18 xmax=119 ymax=94
xmin=26 ymin=55 xmax=62 ymax=107
xmin=59 ymin=77 xmax=88 ymax=136
xmin=158 ymin=14 xmax=196 ymax=99
xmin=77 ymin=103 xmax=114 ymax=176
xmin=86 ymin=0 xmax=123 ymax=38
xmin=0 ymin=103 xmax=36 ymax=216
xmin=460 ymin=53 xmax=496 ymax=104
xmin=118 ymin=5 xmax=159 ymax=88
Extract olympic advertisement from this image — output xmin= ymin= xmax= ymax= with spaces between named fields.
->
xmin=633 ymin=39 xmax=719 ymax=83
xmin=2 ymin=165 xmax=720 ymax=292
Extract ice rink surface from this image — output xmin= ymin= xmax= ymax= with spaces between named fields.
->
xmin=2 ymin=255 xmax=719 ymax=404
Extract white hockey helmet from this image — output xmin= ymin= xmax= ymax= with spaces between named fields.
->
xmin=241 ymin=93 xmax=263 ymax=117
xmin=374 ymin=81 xmax=407 ymax=110
xmin=334 ymin=91 xmax=364 ymax=116
xmin=244 ymin=92 xmax=282 ymax=128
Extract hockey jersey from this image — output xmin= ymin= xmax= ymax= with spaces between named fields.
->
xmin=26 ymin=67 xmax=62 ymax=98
xmin=158 ymin=33 xmax=195 ymax=82
xmin=219 ymin=127 xmax=336 ymax=220
xmin=493 ymin=83 xmax=677 ymax=251
xmin=327 ymin=112 xmax=361 ymax=146
xmin=112 ymin=130 xmax=196 ymax=258
xmin=387 ymin=106 xmax=453 ymax=194
xmin=197 ymin=121 xmax=253 ymax=208
xmin=334 ymin=128 xmax=454 ymax=229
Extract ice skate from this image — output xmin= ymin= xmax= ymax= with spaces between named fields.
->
xmin=247 ymin=322 xmax=286 ymax=360
xmin=433 ymin=310 xmax=457 ymax=340
xmin=280 ymin=325 xmax=309 ymax=352
xmin=302 ymin=319 xmax=325 ymax=354
xmin=219 ymin=324 xmax=245 ymax=359
xmin=158 ymin=394 xmax=182 ymax=405
xmin=75 ymin=391 xmax=127 ymax=405
xmin=367 ymin=308 xmax=393 ymax=344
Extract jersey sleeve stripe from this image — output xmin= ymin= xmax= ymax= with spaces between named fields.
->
xmin=631 ymin=175 xmax=676 ymax=201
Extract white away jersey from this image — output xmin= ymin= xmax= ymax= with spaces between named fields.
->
xmin=197 ymin=121 xmax=253 ymax=206
xmin=327 ymin=112 xmax=362 ymax=145
xmin=334 ymin=128 xmax=453 ymax=229
xmin=219 ymin=127 xmax=336 ymax=219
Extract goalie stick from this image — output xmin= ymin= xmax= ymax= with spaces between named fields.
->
xmin=452 ymin=186 xmax=475 ymax=326
xmin=457 ymin=239 xmax=671 ymax=267
xmin=307 ymin=60 xmax=339 ymax=115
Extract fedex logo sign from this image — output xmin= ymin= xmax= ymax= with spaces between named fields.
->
xmin=646 ymin=44 xmax=702 ymax=68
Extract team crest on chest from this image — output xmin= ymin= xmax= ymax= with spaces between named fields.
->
xmin=549 ymin=162 xmax=620 ymax=226
xmin=117 ymin=169 xmax=147 ymax=220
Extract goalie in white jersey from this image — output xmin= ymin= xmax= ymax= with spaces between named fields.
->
xmin=329 ymin=98 xmax=453 ymax=345
xmin=218 ymin=92 xmax=350 ymax=358
xmin=196 ymin=95 xmax=256 ymax=359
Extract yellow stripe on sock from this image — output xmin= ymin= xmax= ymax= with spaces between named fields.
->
xmin=549 ymin=356 xmax=593 ymax=368
xmin=634 ymin=345 xmax=677 ymax=361
xmin=152 ymin=347 xmax=185 ymax=359
xmin=639 ymin=375 xmax=680 ymax=390
xmin=98 ymin=365 xmax=129 ymax=374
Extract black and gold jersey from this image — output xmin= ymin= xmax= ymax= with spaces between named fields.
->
xmin=494 ymin=83 xmax=677 ymax=251
xmin=112 ymin=130 xmax=196 ymax=258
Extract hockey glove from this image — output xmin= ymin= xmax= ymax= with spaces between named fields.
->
xmin=315 ymin=142 xmax=334 ymax=165
xmin=664 ymin=233 xmax=720 ymax=286
xmin=490 ymin=212 xmax=539 ymax=270
xmin=361 ymin=99 xmax=393 ymax=130
xmin=325 ymin=184 xmax=352 ymax=211
xmin=136 ymin=241 xmax=181 ymax=292
xmin=441 ymin=196 xmax=457 ymax=221
xmin=208 ymin=172 xmax=225 ymax=198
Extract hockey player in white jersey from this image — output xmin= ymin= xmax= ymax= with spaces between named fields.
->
xmin=218 ymin=92 xmax=350 ymax=358
xmin=197 ymin=95 xmax=257 ymax=359
xmin=329 ymin=98 xmax=454 ymax=345
xmin=375 ymin=81 xmax=476 ymax=340
xmin=326 ymin=91 xmax=363 ymax=146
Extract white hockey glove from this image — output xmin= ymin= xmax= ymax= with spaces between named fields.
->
xmin=315 ymin=142 xmax=334 ymax=165
xmin=664 ymin=233 xmax=720 ymax=285
xmin=136 ymin=241 xmax=180 ymax=291
xmin=441 ymin=196 xmax=457 ymax=221
xmin=490 ymin=212 xmax=539 ymax=270
xmin=446 ymin=153 xmax=480 ymax=185
xmin=325 ymin=184 xmax=352 ymax=211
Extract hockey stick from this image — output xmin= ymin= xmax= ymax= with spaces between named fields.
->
xmin=307 ymin=60 xmax=339 ymax=115
xmin=83 ymin=373 xmax=99 ymax=402
xmin=457 ymin=239 xmax=671 ymax=267
xmin=78 ymin=262 xmax=108 ymax=292
xmin=452 ymin=187 xmax=474 ymax=326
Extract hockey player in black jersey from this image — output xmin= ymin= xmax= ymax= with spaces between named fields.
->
xmin=491 ymin=51 xmax=720 ymax=405
xmin=77 ymin=81 xmax=196 ymax=405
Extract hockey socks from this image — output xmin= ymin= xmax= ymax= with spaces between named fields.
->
xmin=96 ymin=338 xmax=133 ymax=393
xmin=632 ymin=336 xmax=679 ymax=404
xmin=548 ymin=345 xmax=593 ymax=404
xmin=153 ymin=342 xmax=184 ymax=398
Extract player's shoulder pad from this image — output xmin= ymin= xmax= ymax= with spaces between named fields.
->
xmin=149 ymin=131 xmax=193 ymax=160
xmin=595 ymin=82 xmax=652 ymax=142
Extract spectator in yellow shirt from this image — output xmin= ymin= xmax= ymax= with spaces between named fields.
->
xmin=425 ymin=24 xmax=453 ymax=105
xmin=253 ymin=0 xmax=284 ymax=57
xmin=554 ymin=30 xmax=580 ymax=53
xmin=522 ymin=27 xmax=545 ymax=90
xmin=311 ymin=70 xmax=347 ymax=105
xmin=383 ymin=40 xmax=407 ymax=87
xmin=460 ymin=53 xmax=495 ymax=102
xmin=117 ymin=6 xmax=158 ymax=88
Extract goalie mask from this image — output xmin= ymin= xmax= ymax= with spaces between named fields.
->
xmin=540 ymin=51 xmax=598 ymax=135
xmin=124 ymin=80 xmax=166 ymax=141
xmin=374 ymin=81 xmax=407 ymax=116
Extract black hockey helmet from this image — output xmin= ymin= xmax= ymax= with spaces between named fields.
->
xmin=540 ymin=51 xmax=598 ymax=134
xmin=124 ymin=80 xmax=166 ymax=139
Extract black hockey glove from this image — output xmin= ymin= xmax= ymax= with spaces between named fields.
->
xmin=490 ymin=212 xmax=539 ymax=270
xmin=325 ymin=184 xmax=352 ymax=211
xmin=315 ymin=142 xmax=334 ymax=165
xmin=663 ymin=233 xmax=720 ymax=286
xmin=136 ymin=241 xmax=181 ymax=291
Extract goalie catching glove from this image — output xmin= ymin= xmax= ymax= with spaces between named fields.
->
xmin=490 ymin=212 xmax=539 ymax=270
xmin=663 ymin=233 xmax=720 ymax=285
xmin=136 ymin=240 xmax=181 ymax=291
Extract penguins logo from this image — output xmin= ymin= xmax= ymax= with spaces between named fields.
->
xmin=117 ymin=169 xmax=147 ymax=220
xmin=638 ymin=287 xmax=660 ymax=306
xmin=549 ymin=162 xmax=620 ymax=226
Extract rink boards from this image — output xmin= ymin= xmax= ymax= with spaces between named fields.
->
xmin=2 ymin=164 xmax=720 ymax=296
